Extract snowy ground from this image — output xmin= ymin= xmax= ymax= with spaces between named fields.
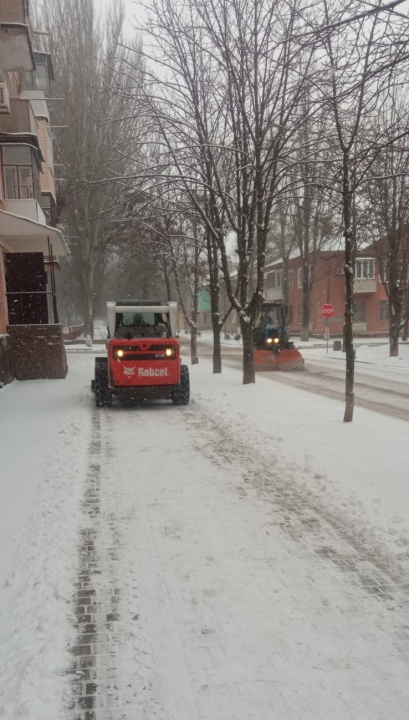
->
xmin=188 ymin=337 xmax=409 ymax=421
xmin=194 ymin=328 xmax=392 ymax=350
xmin=1 ymin=353 xmax=409 ymax=719
xmin=0 ymin=357 xmax=93 ymax=719
xmin=307 ymin=340 xmax=409 ymax=373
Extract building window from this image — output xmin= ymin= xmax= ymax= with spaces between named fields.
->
xmin=288 ymin=270 xmax=293 ymax=291
xmin=22 ymin=62 xmax=49 ymax=91
xmin=4 ymin=166 xmax=18 ymax=198
xmin=265 ymin=270 xmax=282 ymax=289
xmin=2 ymin=146 xmax=34 ymax=200
xmin=35 ymin=62 xmax=48 ymax=90
xmin=354 ymin=300 xmax=366 ymax=323
xmin=40 ymin=195 xmax=52 ymax=224
xmin=287 ymin=305 xmax=294 ymax=324
xmin=355 ymin=259 xmax=375 ymax=280
xmin=3 ymin=145 xmax=32 ymax=165
xmin=3 ymin=166 xmax=33 ymax=199
xmin=18 ymin=167 xmax=34 ymax=198
xmin=379 ymin=300 xmax=389 ymax=322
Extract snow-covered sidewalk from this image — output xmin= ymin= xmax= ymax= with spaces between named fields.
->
xmin=305 ymin=340 xmax=409 ymax=374
xmin=1 ymin=353 xmax=409 ymax=719
xmin=0 ymin=356 xmax=93 ymax=719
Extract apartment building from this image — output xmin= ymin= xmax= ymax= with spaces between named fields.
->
xmin=264 ymin=248 xmax=389 ymax=337
xmin=0 ymin=0 xmax=69 ymax=383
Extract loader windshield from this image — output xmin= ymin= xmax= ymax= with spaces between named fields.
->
xmin=115 ymin=312 xmax=170 ymax=339
xmin=256 ymin=305 xmax=283 ymax=328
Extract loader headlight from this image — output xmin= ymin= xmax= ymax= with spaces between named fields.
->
xmin=117 ymin=349 xmax=124 ymax=358
xmin=273 ymin=338 xmax=279 ymax=344
xmin=165 ymin=348 xmax=175 ymax=357
xmin=266 ymin=338 xmax=273 ymax=345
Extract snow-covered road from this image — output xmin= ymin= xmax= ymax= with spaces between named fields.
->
xmin=1 ymin=353 xmax=409 ymax=719
xmin=186 ymin=339 xmax=409 ymax=421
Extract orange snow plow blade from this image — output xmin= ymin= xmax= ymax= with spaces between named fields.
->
xmin=254 ymin=349 xmax=304 ymax=371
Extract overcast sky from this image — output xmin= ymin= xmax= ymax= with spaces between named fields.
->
xmin=99 ymin=0 xmax=144 ymax=27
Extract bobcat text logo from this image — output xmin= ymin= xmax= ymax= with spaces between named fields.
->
xmin=123 ymin=366 xmax=135 ymax=377
xmin=138 ymin=368 xmax=169 ymax=378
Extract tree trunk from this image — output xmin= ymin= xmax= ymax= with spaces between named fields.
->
xmin=282 ymin=255 xmax=289 ymax=327
xmin=402 ymin=317 xmax=409 ymax=342
xmin=212 ymin=319 xmax=222 ymax=373
xmin=190 ymin=327 xmax=199 ymax=365
xmin=301 ymin=273 xmax=310 ymax=341
xmin=389 ymin=286 xmax=402 ymax=357
xmin=83 ymin=292 xmax=94 ymax=341
xmin=163 ymin=262 xmax=172 ymax=302
xmin=206 ymin=229 xmax=222 ymax=373
xmin=389 ymin=310 xmax=400 ymax=356
xmin=343 ymin=155 xmax=355 ymax=423
xmin=241 ymin=323 xmax=255 ymax=384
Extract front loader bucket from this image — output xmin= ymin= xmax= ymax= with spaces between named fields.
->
xmin=254 ymin=349 xmax=304 ymax=371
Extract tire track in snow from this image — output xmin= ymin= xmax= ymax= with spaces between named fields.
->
xmin=184 ymin=396 xmax=409 ymax=605
xmin=66 ymin=406 xmax=167 ymax=720
xmin=66 ymin=410 xmax=125 ymax=719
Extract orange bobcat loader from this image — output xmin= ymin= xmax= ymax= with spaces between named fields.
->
xmin=253 ymin=302 xmax=304 ymax=370
xmin=91 ymin=300 xmax=189 ymax=407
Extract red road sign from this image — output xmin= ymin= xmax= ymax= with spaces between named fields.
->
xmin=321 ymin=303 xmax=335 ymax=319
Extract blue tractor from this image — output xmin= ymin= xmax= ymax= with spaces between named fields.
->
xmin=253 ymin=302 xmax=304 ymax=370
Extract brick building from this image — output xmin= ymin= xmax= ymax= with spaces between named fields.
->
xmin=264 ymin=248 xmax=389 ymax=337
xmin=196 ymin=246 xmax=391 ymax=338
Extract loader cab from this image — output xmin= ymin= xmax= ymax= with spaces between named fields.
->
xmin=115 ymin=311 xmax=171 ymax=340
xmin=253 ymin=302 xmax=289 ymax=350
xmin=256 ymin=303 xmax=284 ymax=330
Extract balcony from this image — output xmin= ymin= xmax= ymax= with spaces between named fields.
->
xmin=21 ymin=91 xmax=50 ymax=122
xmin=0 ymin=0 xmax=34 ymax=72
xmin=265 ymin=287 xmax=283 ymax=301
xmin=354 ymin=278 xmax=376 ymax=294
xmin=3 ymin=198 xmax=46 ymax=225
xmin=0 ymin=98 xmax=37 ymax=134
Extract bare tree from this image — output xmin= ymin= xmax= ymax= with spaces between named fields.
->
xmin=41 ymin=0 xmax=145 ymax=338
xmin=268 ymin=198 xmax=296 ymax=323
xmin=366 ymin=94 xmax=409 ymax=356
xmin=134 ymin=0 xmax=316 ymax=383
xmin=290 ymin=97 xmax=333 ymax=340
xmin=317 ymin=0 xmax=409 ymax=421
